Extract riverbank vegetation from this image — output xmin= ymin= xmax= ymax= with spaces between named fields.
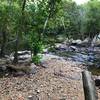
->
xmin=0 ymin=0 xmax=100 ymax=63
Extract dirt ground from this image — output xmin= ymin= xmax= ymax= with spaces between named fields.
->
xmin=0 ymin=59 xmax=99 ymax=100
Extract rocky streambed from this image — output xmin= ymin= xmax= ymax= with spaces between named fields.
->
xmin=49 ymin=43 xmax=100 ymax=75
xmin=0 ymin=43 xmax=100 ymax=100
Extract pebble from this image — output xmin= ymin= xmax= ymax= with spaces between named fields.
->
xmin=36 ymin=89 xmax=40 ymax=93
xmin=28 ymin=95 xmax=39 ymax=100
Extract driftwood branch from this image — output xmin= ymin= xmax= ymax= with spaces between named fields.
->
xmin=82 ymin=71 xmax=98 ymax=100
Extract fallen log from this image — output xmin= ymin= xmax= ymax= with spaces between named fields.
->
xmin=82 ymin=71 xmax=98 ymax=100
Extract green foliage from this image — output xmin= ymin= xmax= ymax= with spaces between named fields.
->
xmin=85 ymin=0 xmax=100 ymax=38
xmin=0 ymin=0 xmax=100 ymax=61
xmin=28 ymin=32 xmax=44 ymax=64
xmin=32 ymin=55 xmax=42 ymax=64
xmin=28 ymin=32 xmax=44 ymax=54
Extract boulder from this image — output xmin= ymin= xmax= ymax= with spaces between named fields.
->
xmin=79 ymin=38 xmax=90 ymax=47
xmin=55 ymin=43 xmax=62 ymax=48
xmin=17 ymin=51 xmax=31 ymax=55
xmin=72 ymin=39 xmax=82 ymax=45
xmin=95 ymin=38 xmax=100 ymax=47
xmin=55 ymin=43 xmax=69 ymax=51
xmin=69 ymin=46 xmax=78 ymax=51
xmin=82 ymin=38 xmax=90 ymax=43
xmin=7 ymin=62 xmax=38 ymax=74
xmin=10 ymin=50 xmax=31 ymax=64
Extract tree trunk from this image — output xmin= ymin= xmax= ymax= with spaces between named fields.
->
xmin=82 ymin=71 xmax=98 ymax=100
xmin=22 ymin=0 xmax=26 ymax=12
xmin=13 ymin=33 xmax=19 ymax=64
xmin=13 ymin=0 xmax=26 ymax=64
xmin=0 ymin=31 xmax=6 ymax=57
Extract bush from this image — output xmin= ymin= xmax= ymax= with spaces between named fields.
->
xmin=32 ymin=41 xmax=44 ymax=55
xmin=28 ymin=32 xmax=44 ymax=64
xmin=32 ymin=55 xmax=42 ymax=64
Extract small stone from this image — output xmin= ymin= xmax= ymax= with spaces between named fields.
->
xmin=37 ymin=90 xmax=40 ymax=93
xmin=36 ymin=89 xmax=40 ymax=93
xmin=40 ymin=85 xmax=43 ymax=87
xmin=28 ymin=95 xmax=39 ymax=100
xmin=28 ymin=95 xmax=33 ymax=100
xmin=5 ymin=73 xmax=9 ymax=76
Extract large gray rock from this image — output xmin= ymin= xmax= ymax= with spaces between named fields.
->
xmin=5 ymin=62 xmax=38 ymax=74
xmin=40 ymin=54 xmax=65 ymax=68
xmin=72 ymin=39 xmax=82 ymax=44
xmin=10 ymin=50 xmax=31 ymax=64
xmin=82 ymin=38 xmax=90 ymax=44
xmin=91 ymin=34 xmax=100 ymax=46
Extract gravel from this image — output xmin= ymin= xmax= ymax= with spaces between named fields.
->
xmin=0 ymin=59 xmax=93 ymax=100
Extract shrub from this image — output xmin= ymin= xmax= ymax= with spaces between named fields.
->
xmin=28 ymin=32 xmax=44 ymax=64
xmin=32 ymin=55 xmax=42 ymax=64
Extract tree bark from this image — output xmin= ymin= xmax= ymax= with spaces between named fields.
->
xmin=0 ymin=31 xmax=6 ymax=57
xmin=13 ymin=0 xmax=26 ymax=64
xmin=13 ymin=33 xmax=19 ymax=64
xmin=82 ymin=71 xmax=98 ymax=100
